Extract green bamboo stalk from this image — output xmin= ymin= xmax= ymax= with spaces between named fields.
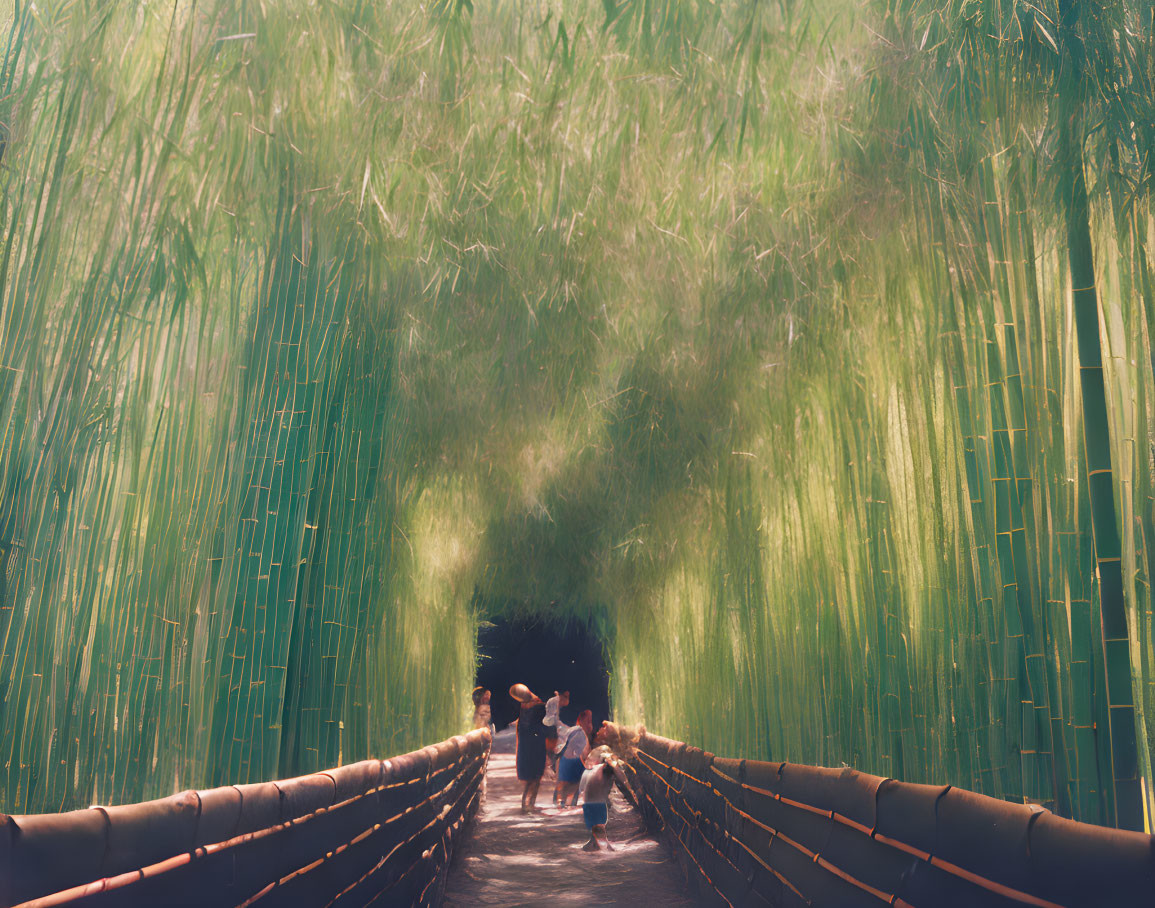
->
xmin=1056 ymin=69 xmax=1144 ymax=829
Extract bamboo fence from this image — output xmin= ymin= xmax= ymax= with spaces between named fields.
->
xmin=623 ymin=731 xmax=1154 ymax=907
xmin=0 ymin=728 xmax=491 ymax=908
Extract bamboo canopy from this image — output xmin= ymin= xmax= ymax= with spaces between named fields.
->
xmin=0 ymin=0 xmax=1153 ymax=840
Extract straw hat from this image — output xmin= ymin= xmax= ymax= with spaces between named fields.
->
xmin=509 ymin=682 xmax=537 ymax=703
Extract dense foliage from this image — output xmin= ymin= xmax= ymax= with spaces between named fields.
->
xmin=0 ymin=0 xmax=1152 ymax=830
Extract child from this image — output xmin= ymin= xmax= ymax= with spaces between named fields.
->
xmin=554 ymin=709 xmax=592 ymax=806
xmin=578 ymin=755 xmax=615 ymax=851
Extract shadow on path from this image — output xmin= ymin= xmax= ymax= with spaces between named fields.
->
xmin=441 ymin=730 xmax=701 ymax=907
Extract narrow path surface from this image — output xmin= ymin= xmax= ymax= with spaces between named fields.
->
xmin=441 ymin=729 xmax=700 ymax=907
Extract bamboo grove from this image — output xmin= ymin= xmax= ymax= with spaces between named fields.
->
xmin=0 ymin=0 xmax=1153 ymax=834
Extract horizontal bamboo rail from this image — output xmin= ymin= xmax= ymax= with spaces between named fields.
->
xmin=0 ymin=727 xmax=491 ymax=908
xmin=623 ymin=731 xmax=1155 ymax=908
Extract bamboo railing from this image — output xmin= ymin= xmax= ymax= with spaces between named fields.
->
xmin=0 ymin=727 xmax=491 ymax=908
xmin=622 ymin=731 xmax=1155 ymax=907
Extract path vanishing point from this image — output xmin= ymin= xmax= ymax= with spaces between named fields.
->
xmin=441 ymin=729 xmax=699 ymax=907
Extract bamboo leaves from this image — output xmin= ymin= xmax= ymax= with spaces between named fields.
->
xmin=1 ymin=0 xmax=1154 ymax=836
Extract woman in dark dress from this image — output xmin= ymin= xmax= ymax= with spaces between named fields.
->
xmin=514 ymin=693 xmax=548 ymax=813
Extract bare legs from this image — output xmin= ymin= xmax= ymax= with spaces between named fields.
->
xmin=559 ymin=780 xmax=580 ymax=806
xmin=582 ymin=823 xmax=612 ymax=851
xmin=521 ymin=778 xmax=541 ymax=813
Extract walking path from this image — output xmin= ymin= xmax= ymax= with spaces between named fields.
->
xmin=441 ymin=729 xmax=700 ymax=907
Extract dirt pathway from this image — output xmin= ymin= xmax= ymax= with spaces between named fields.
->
xmin=441 ymin=729 xmax=700 ymax=907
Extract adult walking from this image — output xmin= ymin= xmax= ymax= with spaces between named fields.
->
xmin=510 ymin=683 xmax=547 ymax=813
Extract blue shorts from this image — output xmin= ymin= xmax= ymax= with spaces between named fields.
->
xmin=559 ymin=756 xmax=585 ymax=783
xmin=583 ymin=802 xmax=608 ymax=829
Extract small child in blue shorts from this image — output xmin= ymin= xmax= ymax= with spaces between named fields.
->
xmin=579 ymin=760 xmax=615 ymax=851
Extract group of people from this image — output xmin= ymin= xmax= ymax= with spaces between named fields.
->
xmin=471 ymin=683 xmax=615 ymax=851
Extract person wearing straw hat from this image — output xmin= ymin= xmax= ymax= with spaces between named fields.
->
xmin=510 ymin=683 xmax=547 ymax=813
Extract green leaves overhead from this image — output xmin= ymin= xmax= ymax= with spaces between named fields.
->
xmin=0 ymin=0 xmax=1153 ymax=836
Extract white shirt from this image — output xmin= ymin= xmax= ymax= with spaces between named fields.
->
xmin=544 ymin=695 xmax=561 ymax=727
xmin=561 ymin=726 xmax=588 ymax=759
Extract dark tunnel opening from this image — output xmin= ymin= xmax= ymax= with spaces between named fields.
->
xmin=475 ymin=613 xmax=611 ymax=734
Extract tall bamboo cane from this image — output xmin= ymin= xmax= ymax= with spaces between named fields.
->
xmin=1057 ymin=0 xmax=1143 ymax=828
